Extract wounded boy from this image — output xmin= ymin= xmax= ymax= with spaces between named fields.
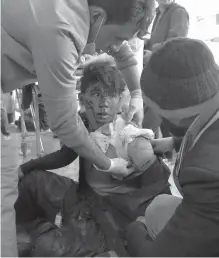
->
xmin=16 ymin=63 xmax=171 ymax=257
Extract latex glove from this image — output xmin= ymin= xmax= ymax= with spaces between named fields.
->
xmin=127 ymin=89 xmax=144 ymax=127
xmin=95 ymin=158 xmax=135 ymax=179
xmin=151 ymin=137 xmax=175 ymax=155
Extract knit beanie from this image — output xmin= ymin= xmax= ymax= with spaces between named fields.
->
xmin=141 ymin=38 xmax=219 ymax=110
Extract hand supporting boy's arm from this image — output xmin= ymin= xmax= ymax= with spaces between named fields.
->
xmin=151 ymin=136 xmax=184 ymax=155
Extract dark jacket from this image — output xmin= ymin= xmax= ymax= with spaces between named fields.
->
xmin=127 ymin=99 xmax=219 ymax=256
xmin=147 ymin=2 xmax=189 ymax=50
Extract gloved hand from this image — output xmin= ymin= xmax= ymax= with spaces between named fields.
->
xmin=127 ymin=89 xmax=144 ymax=127
xmin=95 ymin=158 xmax=135 ymax=179
xmin=151 ymin=137 xmax=175 ymax=155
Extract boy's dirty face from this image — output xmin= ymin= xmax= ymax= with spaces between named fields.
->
xmin=82 ymin=82 xmax=121 ymax=130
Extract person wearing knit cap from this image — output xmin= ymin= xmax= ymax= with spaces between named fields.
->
xmin=126 ymin=37 xmax=219 ymax=257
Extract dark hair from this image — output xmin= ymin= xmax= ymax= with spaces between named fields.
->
xmin=80 ymin=63 xmax=126 ymax=95
xmin=88 ymin=0 xmax=155 ymax=26
xmin=87 ymin=0 xmax=134 ymax=24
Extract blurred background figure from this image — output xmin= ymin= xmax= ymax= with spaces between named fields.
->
xmin=144 ymin=0 xmax=189 ymax=53
xmin=1 ymin=93 xmax=11 ymax=138
xmin=144 ymin=0 xmax=189 ymax=159
xmin=15 ymin=83 xmax=50 ymax=132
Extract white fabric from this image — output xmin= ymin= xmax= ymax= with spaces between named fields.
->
xmin=90 ymin=115 xmax=154 ymax=161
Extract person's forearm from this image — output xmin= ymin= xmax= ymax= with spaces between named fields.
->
xmin=20 ymin=145 xmax=78 ymax=174
xmin=41 ymin=96 xmax=111 ymax=170
xmin=73 ymin=136 xmax=111 ymax=170
xmin=112 ymin=41 xmax=141 ymax=92
xmin=173 ymin=136 xmax=183 ymax=152
xmin=31 ymin=26 xmax=111 ymax=170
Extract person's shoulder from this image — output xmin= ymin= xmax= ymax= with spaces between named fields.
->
xmin=171 ymin=3 xmax=189 ymax=17
xmin=186 ymin=118 xmax=219 ymax=171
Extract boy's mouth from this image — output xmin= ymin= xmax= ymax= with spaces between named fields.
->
xmin=96 ymin=112 xmax=112 ymax=122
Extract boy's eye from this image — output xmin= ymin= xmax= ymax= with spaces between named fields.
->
xmin=92 ymin=92 xmax=100 ymax=97
xmin=107 ymin=92 xmax=117 ymax=98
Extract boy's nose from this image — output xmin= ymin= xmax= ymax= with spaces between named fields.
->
xmin=99 ymin=96 xmax=109 ymax=107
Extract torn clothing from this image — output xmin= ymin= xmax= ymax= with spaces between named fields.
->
xmin=90 ymin=115 xmax=154 ymax=160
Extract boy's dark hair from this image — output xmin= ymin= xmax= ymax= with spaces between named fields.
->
xmin=80 ymin=63 xmax=126 ymax=95
xmin=87 ymin=0 xmax=155 ymax=28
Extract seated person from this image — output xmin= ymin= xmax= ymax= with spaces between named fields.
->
xmin=16 ymin=63 xmax=171 ymax=256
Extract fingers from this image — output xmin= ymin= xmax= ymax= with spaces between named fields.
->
xmin=109 ymin=158 xmax=135 ymax=180
xmin=126 ymin=166 xmax=136 ymax=174
xmin=150 ymin=139 xmax=158 ymax=148
xmin=136 ymin=216 xmax=146 ymax=225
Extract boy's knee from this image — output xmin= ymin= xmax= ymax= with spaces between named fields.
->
xmin=145 ymin=194 xmax=171 ymax=219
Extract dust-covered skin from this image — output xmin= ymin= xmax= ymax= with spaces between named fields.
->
xmin=82 ymin=83 xmax=121 ymax=131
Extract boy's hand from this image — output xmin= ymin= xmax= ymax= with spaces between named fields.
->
xmin=151 ymin=137 xmax=175 ymax=155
